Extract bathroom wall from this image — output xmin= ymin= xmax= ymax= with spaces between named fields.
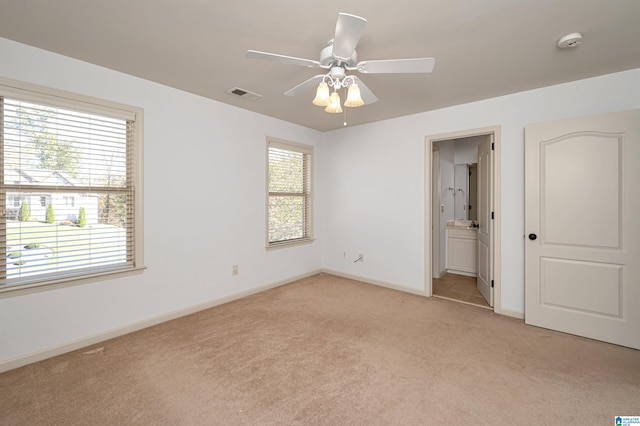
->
xmin=453 ymin=136 xmax=486 ymax=220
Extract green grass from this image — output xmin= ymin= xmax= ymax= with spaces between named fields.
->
xmin=6 ymin=220 xmax=127 ymax=279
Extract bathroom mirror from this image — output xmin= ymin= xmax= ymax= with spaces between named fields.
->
xmin=454 ymin=163 xmax=477 ymax=220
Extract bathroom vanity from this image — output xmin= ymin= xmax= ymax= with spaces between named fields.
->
xmin=445 ymin=220 xmax=477 ymax=276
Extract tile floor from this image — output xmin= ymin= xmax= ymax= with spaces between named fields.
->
xmin=432 ymin=273 xmax=491 ymax=309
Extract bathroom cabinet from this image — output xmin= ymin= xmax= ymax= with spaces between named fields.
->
xmin=446 ymin=228 xmax=477 ymax=276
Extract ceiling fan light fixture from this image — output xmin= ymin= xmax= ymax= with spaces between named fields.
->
xmin=344 ymin=83 xmax=364 ymax=107
xmin=325 ymin=91 xmax=343 ymax=113
xmin=248 ymin=12 xmax=434 ymax=119
xmin=312 ymin=82 xmax=330 ymax=106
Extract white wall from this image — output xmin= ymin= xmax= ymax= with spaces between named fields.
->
xmin=454 ymin=136 xmax=485 ymax=164
xmin=434 ymin=141 xmax=454 ymax=274
xmin=0 ymin=38 xmax=323 ymax=365
xmin=321 ymin=67 xmax=640 ymax=314
xmin=437 ymin=141 xmax=455 ymax=225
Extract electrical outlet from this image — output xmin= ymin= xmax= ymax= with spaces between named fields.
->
xmin=343 ymin=252 xmax=348 ymax=261
xmin=232 ymin=265 xmax=238 ymax=276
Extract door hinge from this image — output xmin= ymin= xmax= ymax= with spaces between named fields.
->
xmin=491 ymin=212 xmax=495 ymax=220
xmin=491 ymin=280 xmax=494 ymax=288
xmin=491 ymin=142 xmax=495 ymax=150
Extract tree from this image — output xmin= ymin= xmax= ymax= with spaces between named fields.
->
xmin=97 ymin=155 xmax=127 ymax=227
xmin=11 ymin=106 xmax=79 ymax=176
xmin=78 ymin=207 xmax=86 ymax=228
xmin=32 ymin=132 xmax=79 ymax=177
xmin=19 ymin=201 xmax=30 ymax=222
xmin=45 ymin=204 xmax=55 ymax=224
xmin=98 ymin=193 xmax=127 ymax=226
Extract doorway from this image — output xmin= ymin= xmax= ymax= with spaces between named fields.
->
xmin=425 ymin=126 xmax=501 ymax=313
xmin=432 ymin=273 xmax=490 ymax=308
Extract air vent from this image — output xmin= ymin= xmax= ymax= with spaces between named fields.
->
xmin=225 ymin=87 xmax=263 ymax=101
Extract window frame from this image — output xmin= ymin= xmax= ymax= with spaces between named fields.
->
xmin=63 ymin=196 xmax=75 ymax=207
xmin=0 ymin=77 xmax=145 ymax=297
xmin=266 ymin=137 xmax=314 ymax=249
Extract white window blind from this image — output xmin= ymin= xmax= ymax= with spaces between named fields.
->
xmin=267 ymin=138 xmax=313 ymax=247
xmin=0 ymin=79 xmax=142 ymax=293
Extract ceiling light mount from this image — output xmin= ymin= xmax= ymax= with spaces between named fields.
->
xmin=557 ymin=32 xmax=583 ymax=48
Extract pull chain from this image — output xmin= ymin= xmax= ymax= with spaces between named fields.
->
xmin=343 ymin=93 xmax=348 ymax=126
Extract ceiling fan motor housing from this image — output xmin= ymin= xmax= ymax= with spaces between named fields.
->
xmin=320 ymin=42 xmax=358 ymax=67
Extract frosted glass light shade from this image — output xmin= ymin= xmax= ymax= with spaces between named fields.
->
xmin=324 ymin=92 xmax=343 ymax=113
xmin=344 ymin=84 xmax=364 ymax=107
xmin=312 ymin=82 xmax=330 ymax=106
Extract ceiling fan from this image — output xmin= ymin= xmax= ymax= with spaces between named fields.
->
xmin=246 ymin=13 xmax=435 ymax=113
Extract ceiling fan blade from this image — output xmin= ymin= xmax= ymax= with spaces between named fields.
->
xmin=246 ymin=50 xmax=321 ymax=68
xmin=356 ymin=58 xmax=436 ymax=74
xmin=332 ymin=13 xmax=367 ymax=61
xmin=351 ymin=76 xmax=378 ymax=104
xmin=284 ymin=75 xmax=326 ymax=96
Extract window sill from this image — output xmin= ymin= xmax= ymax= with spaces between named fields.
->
xmin=0 ymin=265 xmax=147 ymax=298
xmin=266 ymin=238 xmax=315 ymax=251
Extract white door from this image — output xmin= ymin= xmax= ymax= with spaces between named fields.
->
xmin=477 ymin=137 xmax=493 ymax=306
xmin=525 ymin=109 xmax=640 ymax=349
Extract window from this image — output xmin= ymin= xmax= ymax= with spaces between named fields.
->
xmin=8 ymin=194 xmax=22 ymax=208
xmin=267 ymin=137 xmax=313 ymax=247
xmin=0 ymin=78 xmax=144 ymax=294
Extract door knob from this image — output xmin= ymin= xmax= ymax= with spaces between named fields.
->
xmin=528 ymin=233 xmax=537 ymax=240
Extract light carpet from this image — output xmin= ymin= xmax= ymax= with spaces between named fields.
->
xmin=1 ymin=273 xmax=638 ymax=425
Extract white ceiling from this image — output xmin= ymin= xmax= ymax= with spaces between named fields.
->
xmin=1 ymin=0 xmax=639 ymax=132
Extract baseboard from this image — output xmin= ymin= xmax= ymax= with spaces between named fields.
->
xmin=322 ymin=268 xmax=427 ymax=297
xmin=323 ymin=269 xmax=527 ymax=320
xmin=445 ymin=269 xmax=477 ymax=278
xmin=499 ymin=307 xmax=525 ymax=319
xmin=0 ymin=269 xmax=322 ymax=373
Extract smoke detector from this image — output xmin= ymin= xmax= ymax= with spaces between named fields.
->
xmin=557 ymin=33 xmax=582 ymax=48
